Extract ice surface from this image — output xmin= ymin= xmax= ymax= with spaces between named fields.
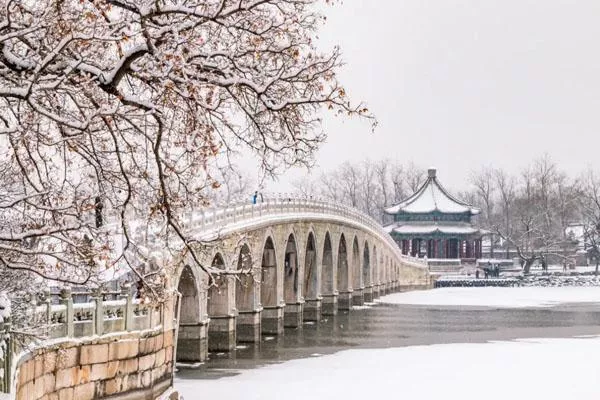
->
xmin=175 ymin=336 xmax=600 ymax=400
xmin=380 ymin=286 xmax=600 ymax=308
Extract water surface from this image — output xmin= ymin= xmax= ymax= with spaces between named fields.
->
xmin=177 ymin=301 xmax=600 ymax=380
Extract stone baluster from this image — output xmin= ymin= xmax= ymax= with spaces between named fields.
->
xmin=60 ymin=288 xmax=74 ymax=338
xmin=91 ymin=288 xmax=104 ymax=336
xmin=120 ymin=283 xmax=133 ymax=331
xmin=44 ymin=290 xmax=52 ymax=328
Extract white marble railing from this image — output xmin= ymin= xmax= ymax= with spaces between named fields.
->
xmin=179 ymin=195 xmax=427 ymax=269
xmin=30 ymin=290 xmax=161 ymax=340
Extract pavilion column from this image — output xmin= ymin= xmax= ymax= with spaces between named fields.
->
xmin=455 ymin=239 xmax=460 ymax=259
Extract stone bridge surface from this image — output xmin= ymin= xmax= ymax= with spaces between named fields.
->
xmin=173 ymin=197 xmax=431 ymax=361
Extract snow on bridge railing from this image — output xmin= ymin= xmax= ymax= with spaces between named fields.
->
xmin=28 ymin=288 xmax=162 ymax=340
xmin=179 ymin=194 xmax=426 ymax=268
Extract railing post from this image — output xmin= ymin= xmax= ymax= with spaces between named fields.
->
xmin=44 ymin=290 xmax=52 ymax=338
xmin=92 ymin=290 xmax=104 ymax=336
xmin=120 ymin=283 xmax=133 ymax=331
xmin=60 ymin=288 xmax=74 ymax=338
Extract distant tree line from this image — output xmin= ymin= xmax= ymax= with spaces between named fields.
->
xmin=293 ymin=160 xmax=427 ymax=224
xmin=293 ymin=155 xmax=600 ymax=274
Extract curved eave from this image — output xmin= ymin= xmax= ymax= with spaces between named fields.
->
xmin=390 ymin=225 xmax=485 ymax=236
xmin=386 ymin=208 xmax=480 ymax=216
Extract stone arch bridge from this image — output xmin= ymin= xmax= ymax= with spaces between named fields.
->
xmin=173 ymin=197 xmax=431 ymax=362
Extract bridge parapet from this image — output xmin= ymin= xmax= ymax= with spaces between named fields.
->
xmin=28 ymin=289 xmax=162 ymax=340
xmin=180 ymin=196 xmax=427 ymax=269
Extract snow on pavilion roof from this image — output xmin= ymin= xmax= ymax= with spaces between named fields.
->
xmin=384 ymin=168 xmax=480 ymax=215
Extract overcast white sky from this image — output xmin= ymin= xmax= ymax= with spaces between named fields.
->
xmin=263 ymin=0 xmax=600 ymax=192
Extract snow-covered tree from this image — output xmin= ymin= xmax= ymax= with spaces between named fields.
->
xmin=0 ymin=0 xmax=373 ymax=288
xmin=293 ymin=159 xmax=426 ymax=223
xmin=580 ymin=169 xmax=600 ymax=275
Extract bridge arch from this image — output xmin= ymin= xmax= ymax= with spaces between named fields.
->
xmin=337 ymin=233 xmax=353 ymax=309
xmin=372 ymin=245 xmax=379 ymax=298
xmin=175 ymin=265 xmax=204 ymax=362
xmin=284 ymin=233 xmax=300 ymax=304
xmin=363 ymin=242 xmax=371 ymax=287
xmin=321 ymin=232 xmax=334 ymax=295
xmin=235 ymin=243 xmax=255 ymax=313
xmin=351 ymin=235 xmax=361 ymax=291
xmin=260 ymin=236 xmax=278 ymax=308
xmin=351 ymin=235 xmax=364 ymax=305
xmin=207 ymin=252 xmax=236 ymax=351
xmin=337 ymin=233 xmax=349 ymax=292
xmin=207 ymin=253 xmax=229 ymax=316
xmin=304 ymin=231 xmax=319 ymax=300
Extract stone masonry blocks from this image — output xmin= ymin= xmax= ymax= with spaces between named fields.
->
xmin=15 ymin=328 xmax=176 ymax=400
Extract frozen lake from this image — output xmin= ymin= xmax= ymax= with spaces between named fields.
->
xmin=175 ymin=287 xmax=600 ymax=399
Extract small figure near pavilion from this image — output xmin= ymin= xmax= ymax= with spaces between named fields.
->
xmin=384 ymin=168 xmax=485 ymax=266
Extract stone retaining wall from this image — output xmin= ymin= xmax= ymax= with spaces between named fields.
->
xmin=399 ymin=262 xmax=432 ymax=287
xmin=15 ymin=328 xmax=176 ymax=400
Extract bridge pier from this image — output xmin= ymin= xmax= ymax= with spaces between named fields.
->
xmin=262 ymin=305 xmax=285 ymax=335
xmin=177 ymin=321 xmax=209 ymax=362
xmin=237 ymin=309 xmax=262 ymax=343
xmin=363 ymin=286 xmax=374 ymax=303
xmin=208 ymin=315 xmax=236 ymax=352
xmin=321 ymin=293 xmax=338 ymax=316
xmin=352 ymin=288 xmax=365 ymax=306
xmin=372 ymin=284 xmax=380 ymax=300
xmin=379 ymin=283 xmax=387 ymax=296
xmin=284 ymin=302 xmax=304 ymax=328
xmin=338 ymin=290 xmax=353 ymax=311
xmin=304 ymin=298 xmax=322 ymax=322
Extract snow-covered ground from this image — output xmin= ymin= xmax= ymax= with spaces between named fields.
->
xmin=175 ymin=336 xmax=600 ymax=400
xmin=381 ymin=286 xmax=600 ymax=308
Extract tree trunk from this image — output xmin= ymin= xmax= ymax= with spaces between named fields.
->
xmin=523 ymin=259 xmax=534 ymax=275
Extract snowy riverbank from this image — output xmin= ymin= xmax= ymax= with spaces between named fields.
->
xmin=175 ymin=336 xmax=600 ymax=400
xmin=380 ymin=286 xmax=600 ymax=308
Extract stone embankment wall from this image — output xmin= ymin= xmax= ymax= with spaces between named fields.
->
xmin=15 ymin=327 xmax=176 ymax=400
xmin=398 ymin=262 xmax=433 ymax=290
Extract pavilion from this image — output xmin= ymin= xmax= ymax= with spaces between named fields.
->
xmin=384 ymin=168 xmax=485 ymax=261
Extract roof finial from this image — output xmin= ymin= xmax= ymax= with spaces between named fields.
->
xmin=428 ymin=167 xmax=437 ymax=178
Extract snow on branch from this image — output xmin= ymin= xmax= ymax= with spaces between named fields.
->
xmin=0 ymin=0 xmax=373 ymax=295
